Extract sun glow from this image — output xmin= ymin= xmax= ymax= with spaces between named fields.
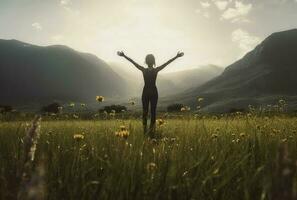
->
xmin=56 ymin=1 xmax=200 ymax=71
xmin=5 ymin=0 xmax=295 ymax=72
xmin=101 ymin=7 xmax=189 ymax=67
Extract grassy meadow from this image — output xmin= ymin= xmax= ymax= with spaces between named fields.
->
xmin=0 ymin=112 xmax=297 ymax=200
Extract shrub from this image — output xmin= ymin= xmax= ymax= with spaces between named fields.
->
xmin=41 ymin=102 xmax=61 ymax=114
xmin=0 ymin=105 xmax=13 ymax=113
xmin=99 ymin=105 xmax=127 ymax=113
xmin=167 ymin=103 xmax=184 ymax=112
xmin=228 ymin=108 xmax=246 ymax=113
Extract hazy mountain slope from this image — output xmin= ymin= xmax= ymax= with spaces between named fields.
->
xmin=160 ymin=65 xmax=223 ymax=91
xmin=109 ymin=62 xmax=223 ymax=97
xmin=0 ymin=39 xmax=127 ymax=106
xmin=168 ymin=29 xmax=297 ymax=112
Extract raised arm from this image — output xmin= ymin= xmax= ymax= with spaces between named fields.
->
xmin=156 ymin=51 xmax=184 ymax=72
xmin=117 ymin=51 xmax=144 ymax=71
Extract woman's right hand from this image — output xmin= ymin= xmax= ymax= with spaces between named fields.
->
xmin=117 ymin=51 xmax=125 ymax=57
xmin=176 ymin=51 xmax=184 ymax=58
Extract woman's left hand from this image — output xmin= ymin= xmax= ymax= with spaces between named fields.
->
xmin=117 ymin=51 xmax=125 ymax=57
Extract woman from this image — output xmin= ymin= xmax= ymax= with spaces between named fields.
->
xmin=117 ymin=51 xmax=184 ymax=134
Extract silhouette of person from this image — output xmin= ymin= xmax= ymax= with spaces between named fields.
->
xmin=117 ymin=51 xmax=184 ymax=135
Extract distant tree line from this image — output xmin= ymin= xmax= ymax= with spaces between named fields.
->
xmin=40 ymin=102 xmax=128 ymax=114
xmin=41 ymin=102 xmax=61 ymax=114
xmin=167 ymin=103 xmax=184 ymax=112
xmin=99 ymin=105 xmax=127 ymax=113
xmin=0 ymin=105 xmax=13 ymax=113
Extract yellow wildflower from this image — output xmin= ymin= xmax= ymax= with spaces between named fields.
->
xmin=120 ymin=125 xmax=127 ymax=131
xmin=115 ymin=131 xmax=120 ymax=137
xmin=240 ymin=132 xmax=246 ymax=137
xmin=73 ymin=134 xmax=84 ymax=141
xmin=197 ymin=97 xmax=204 ymax=102
xmin=146 ymin=162 xmax=157 ymax=172
xmin=96 ymin=96 xmax=105 ymax=102
xmin=279 ymin=99 xmax=285 ymax=104
xmin=121 ymin=130 xmax=130 ymax=139
xmin=156 ymin=119 xmax=165 ymax=126
xmin=115 ymin=129 xmax=129 ymax=139
xmin=181 ymin=106 xmax=191 ymax=112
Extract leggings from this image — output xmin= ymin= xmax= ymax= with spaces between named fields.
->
xmin=142 ymin=87 xmax=158 ymax=132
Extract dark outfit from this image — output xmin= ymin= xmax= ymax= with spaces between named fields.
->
xmin=141 ymin=68 xmax=159 ymax=132
xmin=122 ymin=54 xmax=179 ymax=134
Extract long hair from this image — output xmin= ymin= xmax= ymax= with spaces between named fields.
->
xmin=145 ymin=54 xmax=156 ymax=67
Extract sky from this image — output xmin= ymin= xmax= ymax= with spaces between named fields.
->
xmin=0 ymin=0 xmax=297 ymax=72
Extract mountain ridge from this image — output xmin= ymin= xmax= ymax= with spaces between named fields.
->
xmin=167 ymin=29 xmax=297 ymax=112
xmin=0 ymin=39 xmax=128 ymax=106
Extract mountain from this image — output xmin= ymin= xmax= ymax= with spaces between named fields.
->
xmin=0 ymin=39 xmax=127 ymax=106
xmin=160 ymin=65 xmax=223 ymax=92
xmin=109 ymin=62 xmax=223 ymax=97
xmin=169 ymin=29 xmax=297 ymax=112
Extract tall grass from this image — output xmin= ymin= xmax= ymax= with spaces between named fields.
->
xmin=0 ymin=115 xmax=296 ymax=199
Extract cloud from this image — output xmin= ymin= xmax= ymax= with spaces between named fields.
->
xmin=203 ymin=12 xmax=210 ymax=18
xmin=60 ymin=0 xmax=80 ymax=16
xmin=195 ymin=8 xmax=210 ymax=19
xmin=60 ymin=0 xmax=71 ymax=6
xmin=232 ymin=29 xmax=261 ymax=55
xmin=200 ymin=1 xmax=211 ymax=8
xmin=231 ymin=18 xmax=250 ymax=23
xmin=195 ymin=8 xmax=201 ymax=13
xmin=31 ymin=22 xmax=42 ymax=31
xmin=213 ymin=0 xmax=230 ymax=10
xmin=51 ymin=35 xmax=64 ymax=42
xmin=221 ymin=1 xmax=252 ymax=22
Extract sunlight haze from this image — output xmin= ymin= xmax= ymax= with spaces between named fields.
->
xmin=1 ymin=0 xmax=297 ymax=72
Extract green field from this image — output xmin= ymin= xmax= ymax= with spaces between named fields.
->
xmin=0 ymin=115 xmax=297 ymax=200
